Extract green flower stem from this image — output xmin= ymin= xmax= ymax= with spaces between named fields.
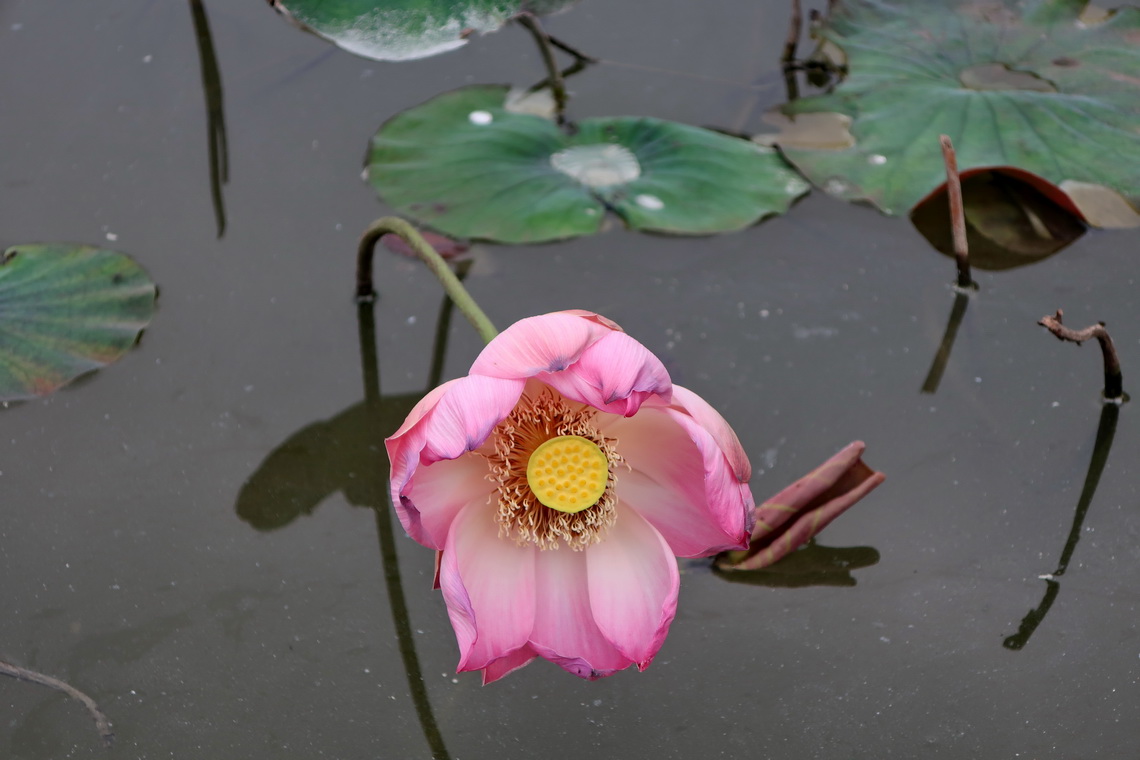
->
xmin=356 ymin=217 xmax=498 ymax=344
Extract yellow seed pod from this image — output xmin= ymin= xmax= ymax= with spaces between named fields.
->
xmin=525 ymin=435 xmax=609 ymax=513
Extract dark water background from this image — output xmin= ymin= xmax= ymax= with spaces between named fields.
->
xmin=1 ymin=1 xmax=1138 ymax=757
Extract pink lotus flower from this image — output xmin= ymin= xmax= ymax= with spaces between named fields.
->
xmin=386 ymin=310 xmax=754 ymax=683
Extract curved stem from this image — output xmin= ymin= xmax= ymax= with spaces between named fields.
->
xmin=1055 ymin=402 xmax=1119 ymax=576
xmin=1038 ymin=309 xmax=1124 ymax=401
xmin=921 ymin=291 xmax=970 ymax=394
xmin=1003 ymin=579 xmax=1059 ymax=651
xmin=356 ymin=217 xmax=498 ymax=345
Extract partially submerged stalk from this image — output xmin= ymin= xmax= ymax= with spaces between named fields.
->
xmin=515 ymin=12 xmax=570 ymax=126
xmin=1038 ymin=309 xmax=1125 ymax=402
xmin=356 ymin=217 xmax=498 ymax=344
xmin=781 ymin=0 xmax=803 ymax=101
xmin=939 ymin=134 xmax=974 ymax=290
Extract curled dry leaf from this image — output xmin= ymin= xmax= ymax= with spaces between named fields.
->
xmin=716 ymin=441 xmax=885 ymax=572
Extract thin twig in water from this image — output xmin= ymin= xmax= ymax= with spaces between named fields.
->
xmin=1037 ymin=309 xmax=1125 ymax=401
xmin=939 ymin=134 xmax=973 ymax=289
xmin=0 ymin=659 xmax=114 ymax=746
xmin=545 ymin=33 xmax=597 ymax=64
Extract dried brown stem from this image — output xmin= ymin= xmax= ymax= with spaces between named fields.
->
xmin=0 ymin=659 xmax=114 ymax=746
xmin=939 ymin=134 xmax=972 ymax=289
xmin=1038 ymin=309 xmax=1124 ymax=401
xmin=780 ymin=0 xmax=803 ymax=102
xmin=782 ymin=0 xmax=802 ymax=65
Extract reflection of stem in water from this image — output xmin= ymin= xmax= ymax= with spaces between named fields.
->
xmin=939 ymin=135 xmax=973 ymax=289
xmin=358 ymin=276 xmax=466 ymax=759
xmin=1003 ymin=403 xmax=1119 ymax=651
xmin=1002 ymin=579 xmax=1059 ymax=652
xmin=373 ymin=506 xmax=451 ymax=760
xmin=920 ymin=291 xmax=970 ymax=394
xmin=189 ymin=0 xmax=229 ymax=238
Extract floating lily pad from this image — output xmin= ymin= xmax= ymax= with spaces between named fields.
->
xmin=0 ymin=244 xmax=157 ymax=402
xmin=776 ymin=0 xmax=1140 ymax=227
xmin=368 ymin=85 xmax=809 ymax=243
xmin=268 ymin=0 xmax=577 ymax=62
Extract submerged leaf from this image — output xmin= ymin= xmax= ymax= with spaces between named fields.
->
xmin=267 ymin=0 xmax=578 ymax=62
xmin=777 ymin=0 xmax=1140 ymax=227
xmin=368 ymin=85 xmax=809 ymax=243
xmin=0 ymin=244 xmax=156 ymax=402
xmin=910 ymin=169 xmax=1087 ymax=270
xmin=716 ymin=441 xmax=885 ymax=572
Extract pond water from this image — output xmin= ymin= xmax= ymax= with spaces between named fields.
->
xmin=2 ymin=1 xmax=1139 ymax=758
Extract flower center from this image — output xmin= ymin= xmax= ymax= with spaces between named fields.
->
xmin=485 ymin=389 xmax=620 ymax=551
xmin=526 ymin=435 xmax=609 ymax=514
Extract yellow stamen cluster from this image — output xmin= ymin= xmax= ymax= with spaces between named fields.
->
xmin=485 ymin=390 xmax=620 ymax=550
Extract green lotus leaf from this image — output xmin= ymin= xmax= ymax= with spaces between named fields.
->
xmin=268 ymin=0 xmax=577 ymax=62
xmin=368 ymin=85 xmax=809 ymax=243
xmin=776 ymin=0 xmax=1140 ymax=226
xmin=0 ymin=244 xmax=157 ymax=402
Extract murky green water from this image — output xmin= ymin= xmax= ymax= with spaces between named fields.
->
xmin=2 ymin=1 xmax=1139 ymax=757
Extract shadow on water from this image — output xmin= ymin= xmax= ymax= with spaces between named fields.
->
xmin=237 ymin=262 xmax=472 ymax=760
xmin=189 ymin=0 xmax=228 ymax=238
xmin=1003 ymin=401 xmax=1120 ymax=651
xmin=711 ymin=540 xmax=880 ymax=588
